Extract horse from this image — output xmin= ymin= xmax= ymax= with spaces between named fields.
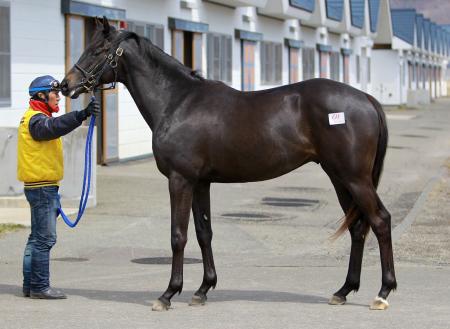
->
xmin=61 ymin=17 xmax=396 ymax=311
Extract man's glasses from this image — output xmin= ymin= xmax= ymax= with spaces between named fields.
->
xmin=50 ymin=80 xmax=61 ymax=91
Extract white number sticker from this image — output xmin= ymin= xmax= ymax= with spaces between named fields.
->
xmin=328 ymin=112 xmax=346 ymax=125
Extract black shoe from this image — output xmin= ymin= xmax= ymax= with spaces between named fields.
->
xmin=30 ymin=287 xmax=67 ymax=299
xmin=23 ymin=288 xmax=30 ymax=297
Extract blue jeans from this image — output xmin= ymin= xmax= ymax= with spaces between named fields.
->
xmin=23 ymin=186 xmax=59 ymax=292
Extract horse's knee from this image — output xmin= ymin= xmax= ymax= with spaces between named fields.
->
xmin=196 ymin=230 xmax=212 ymax=248
xmin=171 ymin=232 xmax=187 ymax=251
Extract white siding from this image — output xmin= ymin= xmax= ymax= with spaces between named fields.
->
xmin=371 ymin=50 xmax=402 ymax=105
xmin=1 ymin=0 xmax=65 ymax=127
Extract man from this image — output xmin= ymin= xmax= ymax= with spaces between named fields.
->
xmin=17 ymin=75 xmax=99 ymax=299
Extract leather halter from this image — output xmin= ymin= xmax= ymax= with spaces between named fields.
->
xmin=73 ymin=41 xmax=124 ymax=92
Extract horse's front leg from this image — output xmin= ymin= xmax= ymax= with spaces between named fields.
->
xmin=189 ymin=182 xmax=217 ymax=306
xmin=152 ymin=172 xmax=193 ymax=311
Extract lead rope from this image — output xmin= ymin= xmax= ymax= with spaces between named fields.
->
xmin=57 ymin=95 xmax=96 ymax=228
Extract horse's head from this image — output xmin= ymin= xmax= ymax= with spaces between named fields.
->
xmin=61 ymin=17 xmax=125 ymax=99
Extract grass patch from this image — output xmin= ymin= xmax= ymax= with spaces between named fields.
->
xmin=0 ymin=223 xmax=26 ymax=235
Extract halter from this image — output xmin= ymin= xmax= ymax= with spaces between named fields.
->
xmin=73 ymin=37 xmax=126 ymax=92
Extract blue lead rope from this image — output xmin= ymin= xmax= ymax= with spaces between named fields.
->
xmin=57 ymin=97 xmax=96 ymax=228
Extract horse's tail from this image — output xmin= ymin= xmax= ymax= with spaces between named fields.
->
xmin=331 ymin=94 xmax=388 ymax=239
xmin=367 ymin=94 xmax=388 ymax=190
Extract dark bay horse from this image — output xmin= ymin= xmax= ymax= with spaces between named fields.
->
xmin=61 ymin=18 xmax=396 ymax=311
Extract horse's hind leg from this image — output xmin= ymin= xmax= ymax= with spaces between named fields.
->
xmin=326 ymin=173 xmax=369 ymax=306
xmin=189 ymin=182 xmax=217 ymax=306
xmin=345 ymin=180 xmax=397 ymax=310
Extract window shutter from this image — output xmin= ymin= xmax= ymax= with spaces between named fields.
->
xmin=275 ymin=43 xmax=282 ymax=83
xmin=207 ymin=33 xmax=214 ymax=79
xmin=226 ymin=36 xmax=232 ymax=83
xmin=135 ymin=24 xmax=145 ymax=38
xmin=207 ymin=33 xmax=232 ymax=83
xmin=155 ymin=27 xmax=164 ymax=49
xmin=0 ymin=5 xmax=11 ymax=104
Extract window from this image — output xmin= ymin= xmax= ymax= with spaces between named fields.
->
xmin=330 ymin=52 xmax=340 ymax=81
xmin=302 ymin=47 xmax=315 ymax=80
xmin=367 ymin=57 xmax=371 ymax=83
xmin=207 ymin=33 xmax=232 ymax=83
xmin=0 ymin=3 xmax=11 ymax=107
xmin=260 ymin=41 xmax=282 ymax=85
xmin=128 ymin=21 xmax=164 ymax=50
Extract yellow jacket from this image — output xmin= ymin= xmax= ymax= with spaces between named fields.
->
xmin=17 ymin=108 xmax=63 ymax=188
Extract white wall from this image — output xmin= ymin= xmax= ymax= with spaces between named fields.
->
xmin=371 ymin=50 xmax=402 ymax=105
xmin=0 ymin=0 xmax=66 ymax=127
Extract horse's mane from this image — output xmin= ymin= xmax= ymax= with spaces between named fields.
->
xmin=119 ymin=30 xmax=205 ymax=82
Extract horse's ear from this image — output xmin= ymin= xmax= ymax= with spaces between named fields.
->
xmin=102 ymin=16 xmax=110 ymax=35
xmin=94 ymin=16 xmax=102 ymax=29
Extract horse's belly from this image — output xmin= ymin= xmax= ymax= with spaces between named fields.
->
xmin=208 ymin=148 xmax=314 ymax=183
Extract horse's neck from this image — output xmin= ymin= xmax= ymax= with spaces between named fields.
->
xmin=119 ymin=40 xmax=199 ymax=131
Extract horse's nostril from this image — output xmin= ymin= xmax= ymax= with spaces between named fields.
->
xmin=60 ymin=81 xmax=68 ymax=92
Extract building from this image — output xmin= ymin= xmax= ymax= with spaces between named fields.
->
xmin=0 ymin=0 xmax=449 ymax=197
xmin=371 ymin=2 xmax=449 ymax=105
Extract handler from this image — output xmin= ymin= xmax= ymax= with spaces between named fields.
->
xmin=17 ymin=75 xmax=99 ymax=299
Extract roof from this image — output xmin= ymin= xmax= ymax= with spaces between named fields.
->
xmin=423 ymin=18 xmax=430 ymax=51
xmin=349 ymin=0 xmax=365 ymax=29
xmin=368 ymin=0 xmax=381 ymax=33
xmin=325 ymin=0 xmax=344 ymax=21
xmin=442 ymin=25 xmax=450 ymax=55
xmin=415 ymin=14 xmax=423 ymax=48
xmin=430 ymin=23 xmax=437 ymax=52
xmin=391 ymin=8 xmax=416 ymax=45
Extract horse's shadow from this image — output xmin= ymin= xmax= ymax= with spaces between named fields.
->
xmin=0 ymin=284 xmax=366 ymax=307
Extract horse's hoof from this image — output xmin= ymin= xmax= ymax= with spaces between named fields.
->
xmin=328 ymin=294 xmax=346 ymax=305
xmin=152 ymin=300 xmax=170 ymax=311
xmin=369 ymin=296 xmax=389 ymax=310
xmin=189 ymin=295 xmax=206 ymax=306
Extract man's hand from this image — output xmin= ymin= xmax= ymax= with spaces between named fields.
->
xmin=77 ymin=101 xmax=100 ymax=121
xmin=84 ymin=100 xmax=101 ymax=118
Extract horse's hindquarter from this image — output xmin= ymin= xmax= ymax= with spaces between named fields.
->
xmin=299 ymin=79 xmax=381 ymax=178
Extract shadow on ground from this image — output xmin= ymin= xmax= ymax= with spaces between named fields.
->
xmin=0 ymin=283 xmax=367 ymax=307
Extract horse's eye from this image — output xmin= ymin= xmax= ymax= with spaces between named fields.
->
xmin=94 ymin=48 xmax=104 ymax=55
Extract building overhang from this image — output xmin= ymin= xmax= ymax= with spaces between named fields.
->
xmin=258 ymin=0 xmax=313 ymax=20
xmin=235 ymin=29 xmax=263 ymax=41
xmin=168 ymin=17 xmax=209 ymax=33
xmin=392 ymin=36 xmax=413 ymax=51
xmin=285 ymin=38 xmax=304 ymax=48
xmin=61 ymin=0 xmax=126 ymax=20
xmin=205 ymin=0 xmax=267 ymax=8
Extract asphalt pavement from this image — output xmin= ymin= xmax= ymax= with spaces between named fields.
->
xmin=0 ymin=98 xmax=449 ymax=329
